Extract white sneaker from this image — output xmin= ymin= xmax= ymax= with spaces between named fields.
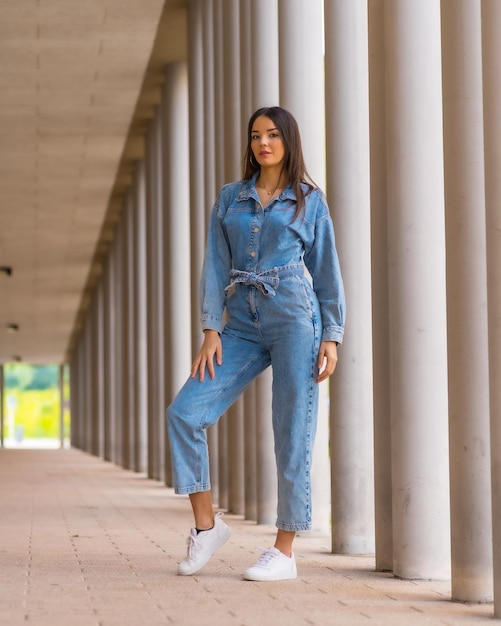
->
xmin=243 ymin=547 xmax=297 ymax=581
xmin=177 ymin=512 xmax=232 ymax=576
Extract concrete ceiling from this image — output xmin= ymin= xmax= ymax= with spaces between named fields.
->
xmin=0 ymin=0 xmax=186 ymax=365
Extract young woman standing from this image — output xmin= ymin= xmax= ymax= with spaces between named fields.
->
xmin=167 ymin=106 xmax=345 ymax=581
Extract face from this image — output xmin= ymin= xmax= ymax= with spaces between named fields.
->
xmin=250 ymin=116 xmax=285 ymax=169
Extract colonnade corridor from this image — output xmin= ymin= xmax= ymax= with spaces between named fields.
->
xmin=0 ymin=448 xmax=493 ymax=626
xmin=1 ymin=0 xmax=499 ymax=621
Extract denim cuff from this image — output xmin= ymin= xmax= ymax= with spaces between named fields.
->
xmin=201 ymin=313 xmax=223 ymax=334
xmin=321 ymin=326 xmax=344 ymax=345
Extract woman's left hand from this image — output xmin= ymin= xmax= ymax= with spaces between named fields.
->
xmin=317 ymin=341 xmax=338 ymax=383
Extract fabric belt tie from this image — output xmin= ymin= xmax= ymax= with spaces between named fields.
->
xmin=224 ymin=264 xmax=303 ymax=298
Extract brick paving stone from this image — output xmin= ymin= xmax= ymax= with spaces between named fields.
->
xmin=0 ymin=448 xmax=495 ymax=626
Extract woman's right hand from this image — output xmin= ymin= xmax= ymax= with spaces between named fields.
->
xmin=191 ymin=329 xmax=223 ymax=381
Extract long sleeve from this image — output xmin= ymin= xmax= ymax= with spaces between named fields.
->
xmin=199 ymin=194 xmax=232 ymax=333
xmin=303 ymin=193 xmax=346 ymax=344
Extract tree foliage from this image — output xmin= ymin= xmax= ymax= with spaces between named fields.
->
xmin=4 ymin=364 xmax=59 ymax=391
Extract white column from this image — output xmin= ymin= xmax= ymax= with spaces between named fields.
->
xmin=59 ymin=364 xmax=65 ymax=449
xmin=255 ymin=373 xmax=277 ymax=525
xmin=278 ymin=0 xmax=325 ymax=180
xmin=368 ymin=0 xmax=393 ymax=571
xmin=212 ymin=0 xmax=229 ymax=511
xmin=96 ymin=280 xmax=105 ymax=458
xmin=102 ymin=247 xmax=115 ymax=462
xmin=385 ymin=0 xmax=450 ymax=579
xmin=122 ymin=192 xmax=135 ymax=469
xmin=325 ymin=0 xmax=375 ymax=553
xmin=0 ymin=365 xmax=4 ymax=447
xmin=162 ymin=63 xmax=192 ymax=453
xmin=278 ymin=0 xmax=330 ymax=535
xmin=188 ymin=0 xmax=206 ymax=356
xmin=133 ymin=161 xmax=148 ymax=474
xmin=202 ymin=0 xmax=219 ymax=503
xmin=89 ymin=298 xmax=99 ymax=455
xmin=481 ymin=0 xmax=501 ymax=615
xmin=114 ymin=218 xmax=125 ymax=467
xmin=240 ymin=0 xmax=257 ymax=522
xmin=145 ymin=108 xmax=167 ymax=482
xmin=250 ymin=0 xmax=279 ymax=524
xmin=251 ymin=0 xmax=279 ymax=107
xmin=442 ymin=0 xmax=492 ymax=602
xmin=222 ymin=0 xmax=245 ymax=517
xmin=69 ymin=353 xmax=77 ymax=448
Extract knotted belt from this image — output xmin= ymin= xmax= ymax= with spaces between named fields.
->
xmin=224 ymin=263 xmax=303 ymax=298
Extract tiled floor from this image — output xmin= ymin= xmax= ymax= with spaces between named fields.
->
xmin=0 ymin=448 xmax=495 ymax=626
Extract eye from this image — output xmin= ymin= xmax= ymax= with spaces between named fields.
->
xmin=270 ymin=132 xmax=280 ymax=139
xmin=251 ymin=134 xmax=260 ymax=141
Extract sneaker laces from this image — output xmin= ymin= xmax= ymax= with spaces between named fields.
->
xmin=253 ymin=547 xmax=280 ymax=567
xmin=185 ymin=531 xmax=202 ymax=561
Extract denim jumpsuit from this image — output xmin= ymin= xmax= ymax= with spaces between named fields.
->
xmin=167 ymin=173 xmax=345 ymax=532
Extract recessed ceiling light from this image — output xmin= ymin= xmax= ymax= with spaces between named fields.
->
xmin=0 ymin=266 xmax=13 ymax=277
xmin=6 ymin=323 xmax=19 ymax=334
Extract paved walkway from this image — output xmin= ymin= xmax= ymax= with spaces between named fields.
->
xmin=0 ymin=448 xmax=495 ymax=626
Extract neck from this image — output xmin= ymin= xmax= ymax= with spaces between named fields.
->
xmin=257 ymin=169 xmax=285 ymax=194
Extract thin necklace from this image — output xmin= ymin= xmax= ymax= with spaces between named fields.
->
xmin=259 ymin=178 xmax=281 ymax=196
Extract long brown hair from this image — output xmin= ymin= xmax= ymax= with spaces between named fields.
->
xmin=242 ymin=106 xmax=316 ymax=220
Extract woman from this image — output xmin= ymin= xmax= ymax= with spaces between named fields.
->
xmin=167 ymin=106 xmax=345 ymax=581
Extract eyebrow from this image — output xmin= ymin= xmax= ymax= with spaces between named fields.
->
xmin=251 ymin=127 xmax=278 ymax=133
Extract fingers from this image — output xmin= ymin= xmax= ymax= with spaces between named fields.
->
xmin=191 ymin=332 xmax=222 ymax=381
xmin=316 ymin=342 xmax=338 ymax=383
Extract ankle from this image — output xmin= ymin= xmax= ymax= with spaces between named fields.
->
xmin=195 ymin=523 xmax=214 ymax=534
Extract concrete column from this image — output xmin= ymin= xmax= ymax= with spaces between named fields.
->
xmin=59 ymin=364 xmax=65 ymax=449
xmin=325 ymin=0 xmax=375 ymax=553
xmin=222 ymin=0 xmax=245 ymax=516
xmin=249 ymin=0 xmax=279 ymax=526
xmin=69 ymin=350 xmax=77 ymax=448
xmin=89 ymin=297 xmax=100 ymax=456
xmin=188 ymin=0 xmax=206 ymax=356
xmin=213 ymin=0 xmax=225 ymax=188
xmin=101 ymin=251 xmax=111 ymax=461
xmin=186 ymin=0 xmax=205 ymax=490
xmin=84 ymin=311 xmax=92 ymax=453
xmin=251 ymin=0 xmax=279 ymax=107
xmin=481 ymin=0 xmax=501 ymax=615
xmin=69 ymin=353 xmax=77 ymax=447
xmin=145 ymin=108 xmax=166 ymax=482
xmin=239 ymin=0 xmax=257 ymax=522
xmin=102 ymin=248 xmax=114 ymax=462
xmin=0 ymin=364 xmax=4 ymax=447
xmin=244 ymin=382 xmax=257 ymax=521
xmin=368 ymin=0 xmax=393 ymax=571
xmin=201 ymin=0 xmax=219 ymax=503
xmin=239 ymin=0 xmax=253 ymax=144
xmin=133 ymin=161 xmax=148 ymax=474
xmin=96 ymin=280 xmax=105 ymax=458
xmin=441 ymin=0 xmax=492 ymax=602
xmin=113 ymin=220 xmax=124 ymax=467
xmin=121 ymin=194 xmax=134 ymax=469
xmin=278 ymin=0 xmax=330 ymax=535
xmin=76 ymin=340 xmax=84 ymax=449
xmin=162 ymin=62 xmax=192 ymax=481
xmin=255 ymin=369 xmax=277 ymax=525
xmin=278 ymin=0 xmax=324 ymax=179
xmin=385 ymin=0 xmax=450 ymax=579
xmin=211 ymin=0 xmax=229 ymax=510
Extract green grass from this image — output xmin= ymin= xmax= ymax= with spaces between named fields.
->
xmin=4 ymin=387 xmax=70 ymax=439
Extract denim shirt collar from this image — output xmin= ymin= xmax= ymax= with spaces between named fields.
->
xmin=236 ymin=172 xmax=296 ymax=203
